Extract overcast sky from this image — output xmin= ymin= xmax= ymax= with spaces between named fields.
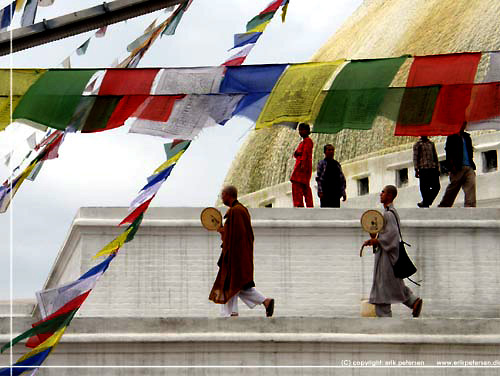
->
xmin=0 ymin=0 xmax=362 ymax=299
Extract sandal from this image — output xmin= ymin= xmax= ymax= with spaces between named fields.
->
xmin=266 ymin=299 xmax=275 ymax=317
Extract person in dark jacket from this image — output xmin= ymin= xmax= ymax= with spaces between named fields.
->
xmin=316 ymin=144 xmax=346 ymax=208
xmin=438 ymin=129 xmax=476 ymax=207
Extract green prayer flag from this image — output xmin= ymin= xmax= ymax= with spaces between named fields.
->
xmin=76 ymin=38 xmax=91 ymax=56
xmin=246 ymin=11 xmax=275 ymax=32
xmin=161 ymin=3 xmax=187 ymax=36
xmin=313 ymin=57 xmax=407 ymax=134
xmin=125 ymin=213 xmax=143 ymax=243
xmin=13 ymin=69 xmax=98 ymax=130
xmin=80 ymin=96 xmax=121 ymax=133
xmin=164 ymin=140 xmax=191 ymax=160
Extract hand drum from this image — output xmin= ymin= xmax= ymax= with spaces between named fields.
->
xmin=200 ymin=207 xmax=223 ymax=231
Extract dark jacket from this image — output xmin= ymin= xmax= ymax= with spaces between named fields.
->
xmin=445 ymin=132 xmax=476 ymax=171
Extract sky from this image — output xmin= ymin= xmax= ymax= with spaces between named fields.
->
xmin=0 ymin=0 xmax=363 ymax=299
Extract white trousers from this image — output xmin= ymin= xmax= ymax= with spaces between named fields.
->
xmin=220 ymin=287 xmax=266 ymax=317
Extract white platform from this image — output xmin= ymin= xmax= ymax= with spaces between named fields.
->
xmin=38 ymin=207 xmax=500 ymax=319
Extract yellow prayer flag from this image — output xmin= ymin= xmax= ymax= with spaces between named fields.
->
xmin=0 ymin=69 xmax=46 ymax=96
xmin=16 ymin=327 xmax=66 ymax=363
xmin=256 ymin=61 xmax=345 ymax=129
xmin=247 ymin=20 xmax=271 ymax=33
xmin=153 ymin=150 xmax=185 ymax=174
xmin=281 ymin=3 xmax=289 ymax=23
xmin=93 ymin=228 xmax=132 ymax=259
xmin=15 ymin=0 xmax=26 ymax=12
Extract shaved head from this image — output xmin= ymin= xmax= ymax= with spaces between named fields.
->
xmin=384 ymin=185 xmax=398 ymax=200
xmin=222 ymin=185 xmax=238 ymax=199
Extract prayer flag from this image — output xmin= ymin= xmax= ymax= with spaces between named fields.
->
xmin=232 ymin=32 xmax=262 ymax=50
xmin=314 ymin=57 xmax=407 ymax=134
xmin=152 ymin=67 xmax=225 ymax=94
xmin=3 ymin=151 xmax=11 ymax=166
xmin=27 ymin=132 xmax=37 ymax=149
xmin=98 ymin=69 xmax=159 ymax=95
xmin=260 ymin=0 xmax=282 ymax=15
xmin=466 ymin=83 xmax=500 ymax=131
xmin=36 ymin=255 xmax=114 ymax=317
xmin=482 ymin=52 xmax=500 ymax=83
xmin=13 ymin=70 xmax=98 ymax=130
xmin=257 ymin=61 xmax=344 ymax=129
xmin=161 ymin=1 xmax=188 ymax=36
xmin=164 ymin=140 xmax=191 ymax=160
xmin=223 ymin=44 xmax=255 ymax=67
xmin=80 ymin=97 xmax=121 ymax=133
xmin=105 ymin=95 xmax=148 ymax=131
xmin=76 ymin=38 xmax=91 ymax=56
xmin=281 ymin=0 xmax=289 ymax=22
xmin=0 ymin=349 xmax=51 ymax=376
xmin=20 ymin=0 xmax=37 ymax=27
xmin=394 ymin=53 xmax=481 ymax=136
xmin=220 ymin=64 xmax=288 ymax=94
xmin=93 ymin=228 xmax=132 ymax=258
xmin=0 ymin=1 xmax=15 ymax=31
xmin=246 ymin=11 xmax=275 ymax=32
xmin=118 ymin=197 xmax=154 ymax=227
xmin=26 ymin=291 xmax=89 ymax=348
xmin=95 ymin=25 xmax=107 ymax=38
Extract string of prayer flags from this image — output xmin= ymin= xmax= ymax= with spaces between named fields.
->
xmin=118 ymin=1 xmax=191 ymax=68
xmin=313 ymin=56 xmax=407 ymax=134
xmin=0 ymin=255 xmax=115 ymax=375
xmin=0 ymin=1 xmax=16 ymax=31
xmin=36 ymin=254 xmax=115 ymax=318
xmin=118 ymin=140 xmax=190 ymax=226
xmin=0 ymin=130 xmax=63 ymax=212
xmin=394 ymin=52 xmax=481 ymax=136
xmin=257 ymin=61 xmax=345 ymax=129
xmin=25 ymin=291 xmax=89 ymax=348
xmin=224 ymin=0 xmax=289 ymax=66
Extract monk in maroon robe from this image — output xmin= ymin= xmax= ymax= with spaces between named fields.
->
xmin=209 ymin=185 xmax=274 ymax=317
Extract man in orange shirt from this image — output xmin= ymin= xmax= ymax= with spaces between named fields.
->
xmin=291 ymin=123 xmax=314 ymax=207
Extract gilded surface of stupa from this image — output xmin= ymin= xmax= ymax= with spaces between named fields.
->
xmin=225 ymin=0 xmax=500 ymax=195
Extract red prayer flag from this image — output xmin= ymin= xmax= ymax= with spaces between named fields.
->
xmin=259 ymin=0 xmax=281 ymax=15
xmin=98 ymin=69 xmax=160 ymax=95
xmin=466 ymin=83 xmax=500 ymax=122
xmin=105 ymin=95 xmax=148 ymax=130
xmin=119 ymin=197 xmax=154 ymax=226
xmin=395 ymin=53 xmax=481 ymax=136
xmin=132 ymin=95 xmax=185 ymax=122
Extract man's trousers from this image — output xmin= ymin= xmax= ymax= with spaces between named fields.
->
xmin=418 ymin=168 xmax=441 ymax=207
xmin=438 ymin=166 xmax=476 ymax=207
xmin=220 ymin=287 xmax=266 ymax=317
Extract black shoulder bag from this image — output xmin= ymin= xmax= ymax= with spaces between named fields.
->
xmin=388 ymin=210 xmax=420 ymax=285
